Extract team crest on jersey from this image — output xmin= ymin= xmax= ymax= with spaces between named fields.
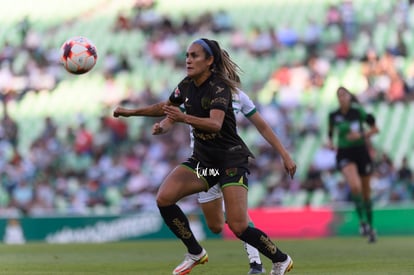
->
xmin=201 ymin=97 xmax=211 ymax=109
xmin=174 ymin=87 xmax=181 ymax=98
xmin=225 ymin=168 xmax=237 ymax=177
xmin=215 ymin=86 xmax=224 ymax=94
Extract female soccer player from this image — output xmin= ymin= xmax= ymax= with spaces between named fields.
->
xmin=153 ymin=82 xmax=296 ymax=274
xmin=114 ymin=38 xmax=294 ymax=275
xmin=328 ymin=86 xmax=379 ymax=243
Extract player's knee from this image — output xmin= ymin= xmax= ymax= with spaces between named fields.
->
xmin=227 ymin=222 xmax=247 ymax=237
xmin=207 ymin=223 xmax=223 ymax=234
xmin=156 ymin=193 xmax=173 ymax=207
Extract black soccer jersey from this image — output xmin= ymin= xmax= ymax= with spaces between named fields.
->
xmin=169 ymin=75 xmax=253 ymax=168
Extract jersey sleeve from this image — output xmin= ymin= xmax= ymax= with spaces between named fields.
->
xmin=357 ymin=105 xmax=376 ymax=126
xmin=168 ymin=78 xmax=189 ymax=106
xmin=238 ymin=89 xmax=257 ymax=117
xmin=210 ymin=82 xmax=231 ymax=112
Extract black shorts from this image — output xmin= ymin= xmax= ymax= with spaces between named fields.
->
xmin=336 ymin=145 xmax=373 ymax=176
xmin=181 ymin=157 xmax=249 ymax=190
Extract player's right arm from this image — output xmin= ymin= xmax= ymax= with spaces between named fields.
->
xmin=115 ymin=77 xmax=190 ymax=118
xmin=152 ymin=117 xmax=175 ymax=135
xmin=113 ymin=100 xmax=172 ymax=118
xmin=248 ymin=111 xmax=296 ymax=178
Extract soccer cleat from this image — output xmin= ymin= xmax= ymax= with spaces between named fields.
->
xmin=270 ymin=255 xmax=293 ymax=275
xmin=248 ymin=262 xmax=265 ymax=274
xmin=368 ymin=229 xmax=377 ymax=244
xmin=172 ymin=248 xmax=208 ymax=275
xmin=359 ymin=223 xmax=370 ymax=237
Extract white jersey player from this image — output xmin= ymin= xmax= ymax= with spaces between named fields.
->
xmin=192 ymin=88 xmax=296 ymax=274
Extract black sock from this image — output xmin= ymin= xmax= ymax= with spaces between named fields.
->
xmin=351 ymin=194 xmax=365 ymax=223
xmin=364 ymin=199 xmax=373 ymax=228
xmin=238 ymin=226 xmax=287 ymax=263
xmin=158 ymin=204 xmax=202 ymax=255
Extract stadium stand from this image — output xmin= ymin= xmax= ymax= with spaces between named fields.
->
xmin=0 ymin=0 xmax=414 ymax=216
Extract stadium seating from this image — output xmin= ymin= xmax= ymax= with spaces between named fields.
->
xmin=1 ymin=0 xmax=414 ymax=212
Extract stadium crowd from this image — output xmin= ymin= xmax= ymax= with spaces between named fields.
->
xmin=0 ymin=0 xmax=414 ymax=217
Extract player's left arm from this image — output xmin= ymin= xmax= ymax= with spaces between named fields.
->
xmin=364 ymin=113 xmax=379 ymax=138
xmin=163 ymin=105 xmax=225 ymax=133
xmin=248 ymin=111 xmax=296 ymax=178
xmin=359 ymin=107 xmax=379 ymax=138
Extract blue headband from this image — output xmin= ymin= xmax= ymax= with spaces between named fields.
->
xmin=193 ymin=39 xmax=213 ymax=56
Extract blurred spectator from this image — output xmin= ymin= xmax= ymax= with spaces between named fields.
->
xmin=302 ymin=164 xmax=325 ymax=206
xmin=312 ymin=144 xmax=336 ymax=172
xmin=230 ymin=29 xmax=248 ymax=51
xmin=391 ymin=156 xmax=413 ymax=201
xmin=277 ymin=24 xmax=298 ymax=48
xmin=0 ymin=41 xmax=15 ymax=65
xmin=325 ymin=4 xmax=341 ymax=27
xmin=248 ymin=26 xmax=276 ymax=57
xmin=102 ymin=116 xmax=129 ymax=145
xmin=102 ymin=74 xmax=124 ymax=107
xmin=94 ymin=117 xmax=113 ymax=152
xmin=298 ymin=106 xmax=320 ymax=136
xmin=103 ymin=50 xmax=121 ymax=76
xmin=17 ymin=15 xmax=31 ymax=43
xmin=303 ymin=19 xmax=323 ymax=58
xmin=386 ymin=70 xmax=405 ymax=103
xmin=40 ymin=116 xmax=58 ymax=140
xmin=270 ymin=64 xmax=291 ymax=87
xmin=11 ymin=181 xmax=33 ymax=215
xmin=74 ymin=123 xmax=94 ymax=155
xmin=212 ymin=9 xmax=233 ymax=33
xmin=371 ymin=153 xmax=395 ymax=204
xmin=148 ymin=32 xmax=180 ymax=63
xmin=332 ymin=34 xmax=351 ymax=60
xmin=307 ymin=55 xmax=329 ymax=88
xmin=359 ymin=48 xmax=385 ymax=102
xmin=114 ymin=12 xmax=131 ymax=31
xmin=322 ymin=171 xmax=350 ymax=203
xmin=181 ymin=15 xmax=198 ymax=35
xmin=339 ymin=0 xmax=357 ymax=40
xmin=1 ymin=0 xmax=414 ymax=216
xmin=1 ymin=104 xmax=18 ymax=149
xmin=388 ymin=32 xmax=407 ymax=58
xmin=393 ymin=0 xmax=409 ymax=30
xmin=404 ymin=60 xmax=414 ymax=99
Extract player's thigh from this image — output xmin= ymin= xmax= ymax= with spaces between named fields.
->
xmin=157 ymin=165 xmax=206 ymax=206
xmin=341 ymin=163 xmax=362 ymax=192
xmin=360 ymin=175 xmax=372 ymax=200
xmin=222 ymin=185 xmax=249 ymax=235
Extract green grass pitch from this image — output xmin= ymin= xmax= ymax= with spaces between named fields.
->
xmin=0 ymin=237 xmax=413 ymax=275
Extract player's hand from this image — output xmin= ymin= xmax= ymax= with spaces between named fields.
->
xmin=282 ymin=156 xmax=296 ymax=179
xmin=152 ymin=118 xmax=174 ymax=135
xmin=163 ymin=105 xmax=185 ymax=122
xmin=113 ymin=106 xmax=127 ymax=118
xmin=152 ymin=122 xmax=164 ymax=135
xmin=346 ymin=131 xmax=362 ymax=141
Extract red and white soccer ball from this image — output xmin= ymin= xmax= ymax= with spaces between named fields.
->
xmin=60 ymin=36 xmax=97 ymax=74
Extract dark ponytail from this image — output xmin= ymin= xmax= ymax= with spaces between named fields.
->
xmin=197 ymin=38 xmax=240 ymax=93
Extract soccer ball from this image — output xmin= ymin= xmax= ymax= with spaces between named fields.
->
xmin=60 ymin=36 xmax=97 ymax=74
